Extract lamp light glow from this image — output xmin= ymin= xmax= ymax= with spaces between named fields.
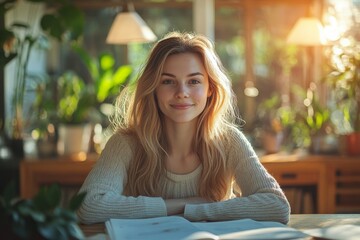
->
xmin=106 ymin=3 xmax=157 ymax=44
xmin=287 ymin=17 xmax=326 ymax=46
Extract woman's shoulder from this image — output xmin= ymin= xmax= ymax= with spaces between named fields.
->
xmin=100 ymin=130 xmax=137 ymax=161
xmin=223 ymin=126 xmax=249 ymax=144
xmin=222 ymin=126 xmax=257 ymax=162
xmin=105 ymin=130 xmax=137 ymax=150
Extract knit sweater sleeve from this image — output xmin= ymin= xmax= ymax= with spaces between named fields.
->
xmin=184 ymin=128 xmax=290 ymax=224
xmin=77 ymin=133 xmax=167 ymax=224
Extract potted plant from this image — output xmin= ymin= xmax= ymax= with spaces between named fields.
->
xmin=52 ymin=71 xmax=95 ymax=157
xmin=325 ymin=37 xmax=360 ymax=155
xmin=257 ymin=84 xmax=337 ymax=154
xmin=56 ymin=47 xmax=132 ymax=155
xmin=277 ymin=84 xmax=338 ymax=154
xmin=29 ymin=74 xmax=58 ymax=157
xmin=0 ymin=0 xmax=84 ymax=157
xmin=256 ymin=94 xmax=294 ymax=154
xmin=0 ymin=181 xmax=86 ymax=240
xmin=31 ymin=53 xmax=132 ymax=156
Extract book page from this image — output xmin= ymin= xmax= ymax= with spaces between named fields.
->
xmin=106 ymin=216 xmax=309 ymax=240
xmin=106 ymin=216 xmax=218 ymax=240
xmin=193 ymin=219 xmax=309 ymax=240
xmin=303 ymin=224 xmax=360 ymax=240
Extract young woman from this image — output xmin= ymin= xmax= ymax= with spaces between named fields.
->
xmin=77 ymin=32 xmax=290 ymax=224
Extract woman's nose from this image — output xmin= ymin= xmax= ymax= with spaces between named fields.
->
xmin=175 ymin=83 xmax=189 ymax=98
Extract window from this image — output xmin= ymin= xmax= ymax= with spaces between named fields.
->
xmin=214 ymin=0 xmax=313 ymax=133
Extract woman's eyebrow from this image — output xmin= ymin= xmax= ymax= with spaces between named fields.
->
xmin=161 ymin=72 xmax=204 ymax=77
xmin=161 ymin=73 xmax=176 ymax=77
xmin=188 ymin=72 xmax=204 ymax=77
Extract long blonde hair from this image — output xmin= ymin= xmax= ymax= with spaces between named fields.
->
xmin=113 ymin=32 xmax=239 ymax=201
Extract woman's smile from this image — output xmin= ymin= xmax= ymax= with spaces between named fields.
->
xmin=170 ymin=103 xmax=195 ymax=109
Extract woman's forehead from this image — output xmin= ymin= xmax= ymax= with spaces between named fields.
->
xmin=163 ymin=53 xmax=205 ymax=73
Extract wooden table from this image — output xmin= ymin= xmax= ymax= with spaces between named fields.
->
xmin=80 ymin=214 xmax=360 ymax=239
xmin=288 ymin=214 xmax=360 ymax=229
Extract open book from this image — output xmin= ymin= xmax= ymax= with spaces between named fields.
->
xmin=105 ymin=216 xmax=309 ymax=240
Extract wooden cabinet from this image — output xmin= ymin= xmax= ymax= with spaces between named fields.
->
xmin=20 ymin=153 xmax=360 ymax=213
xmin=20 ymin=154 xmax=97 ymax=200
xmin=261 ymin=153 xmax=360 ymax=214
xmin=326 ymin=159 xmax=360 ymax=213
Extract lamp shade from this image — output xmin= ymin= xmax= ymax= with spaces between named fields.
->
xmin=106 ymin=11 xmax=157 ymax=44
xmin=287 ymin=17 xmax=326 ymax=46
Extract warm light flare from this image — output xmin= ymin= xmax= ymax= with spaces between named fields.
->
xmin=287 ymin=17 xmax=326 ymax=46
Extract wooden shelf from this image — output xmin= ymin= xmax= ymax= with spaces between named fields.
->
xmin=336 ymin=188 xmax=360 ymax=195
xmin=20 ymin=154 xmax=98 ymax=199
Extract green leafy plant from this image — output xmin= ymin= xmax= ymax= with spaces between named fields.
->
xmin=56 ymin=71 xmax=95 ymax=124
xmin=257 ymin=94 xmax=294 ymax=135
xmin=0 ymin=0 xmax=84 ymax=139
xmin=257 ymin=85 xmax=334 ymax=150
xmin=31 ymin=53 xmax=132 ymax=126
xmin=0 ymin=181 xmax=86 ymax=240
xmin=325 ymin=37 xmax=360 ymax=133
xmin=72 ymin=46 xmax=133 ymax=123
xmin=283 ymin=85 xmax=334 ymax=149
xmin=74 ymin=46 xmax=132 ymax=104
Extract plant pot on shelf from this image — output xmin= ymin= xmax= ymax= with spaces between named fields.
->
xmin=261 ymin=131 xmax=284 ymax=154
xmin=309 ymin=133 xmax=339 ymax=155
xmin=57 ymin=123 xmax=92 ymax=157
xmin=345 ymin=132 xmax=360 ymax=156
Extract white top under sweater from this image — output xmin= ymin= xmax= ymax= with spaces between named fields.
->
xmin=77 ymin=129 xmax=290 ymax=224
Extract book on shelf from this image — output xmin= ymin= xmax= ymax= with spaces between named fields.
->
xmin=105 ymin=215 xmax=309 ymax=240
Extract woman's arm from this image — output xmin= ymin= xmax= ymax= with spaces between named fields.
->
xmin=77 ymin=133 xmax=167 ymax=224
xmin=165 ymin=197 xmax=210 ymax=215
xmin=183 ymin=129 xmax=290 ymax=224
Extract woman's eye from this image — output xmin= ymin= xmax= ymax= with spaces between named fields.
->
xmin=162 ymin=79 xmax=174 ymax=84
xmin=189 ymin=79 xmax=200 ymax=84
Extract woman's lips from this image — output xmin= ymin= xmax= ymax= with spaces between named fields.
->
xmin=170 ymin=104 xmax=194 ymax=109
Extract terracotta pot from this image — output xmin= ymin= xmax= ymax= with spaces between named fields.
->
xmin=346 ymin=132 xmax=360 ymax=156
xmin=262 ymin=131 xmax=284 ymax=154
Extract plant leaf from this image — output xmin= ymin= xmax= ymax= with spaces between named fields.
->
xmin=68 ymin=191 xmax=86 ymax=211
xmin=46 ymin=184 xmax=62 ymax=209
xmin=67 ymin=223 xmax=85 ymax=239
xmin=38 ymin=222 xmax=67 ymax=240
xmin=33 ymin=184 xmax=61 ymax=211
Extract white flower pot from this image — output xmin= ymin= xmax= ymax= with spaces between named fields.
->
xmin=57 ymin=124 xmax=92 ymax=156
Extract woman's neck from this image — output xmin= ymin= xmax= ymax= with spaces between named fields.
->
xmin=164 ymin=120 xmax=200 ymax=174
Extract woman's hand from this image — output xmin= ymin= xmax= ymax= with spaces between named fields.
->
xmin=165 ymin=197 xmax=211 ymax=215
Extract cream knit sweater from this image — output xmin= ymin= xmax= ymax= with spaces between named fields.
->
xmin=77 ymin=129 xmax=290 ymax=224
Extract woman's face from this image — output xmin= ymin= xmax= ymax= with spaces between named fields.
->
xmin=155 ymin=52 xmax=211 ymax=124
